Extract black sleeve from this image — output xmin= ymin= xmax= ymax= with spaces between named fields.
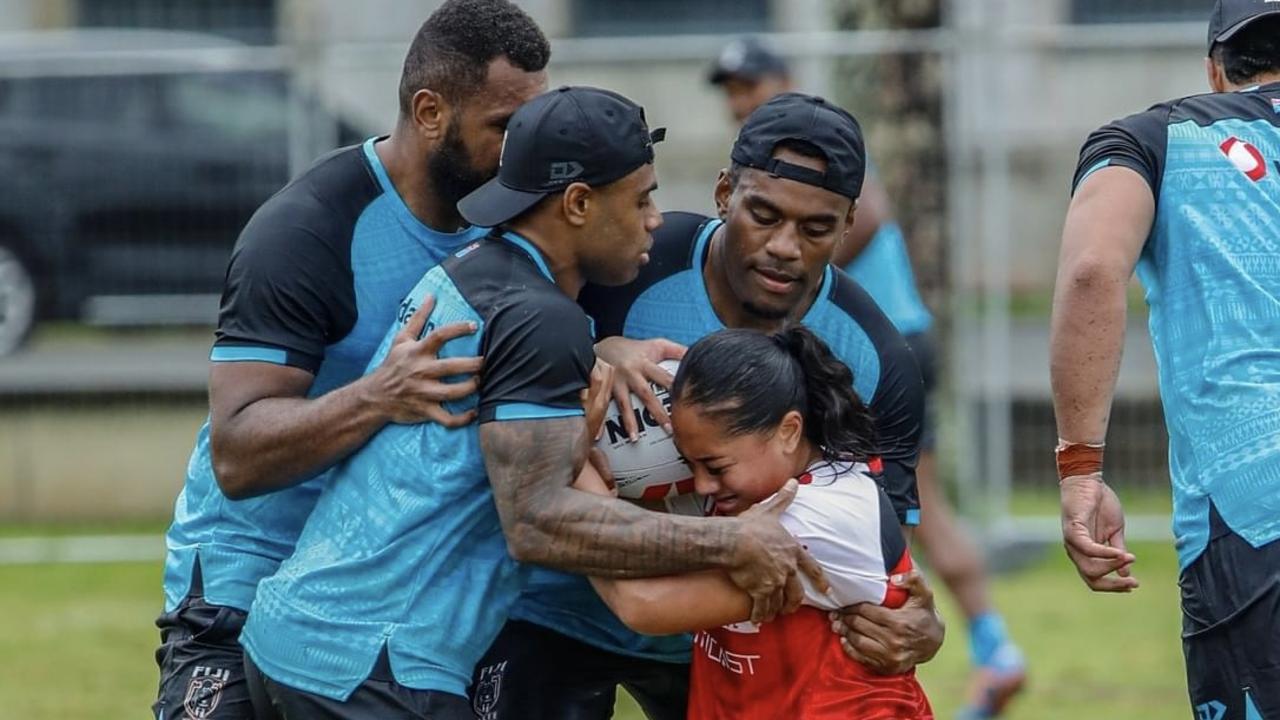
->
xmin=478 ymin=289 xmax=596 ymax=424
xmin=213 ymin=212 xmax=355 ymax=374
xmin=831 ymin=273 xmax=925 ymax=525
xmin=578 ymin=211 xmax=710 ymax=338
xmin=1072 ymin=105 xmax=1169 ymax=198
xmin=868 ymin=331 xmax=925 ymax=526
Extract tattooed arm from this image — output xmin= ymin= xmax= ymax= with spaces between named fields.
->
xmin=480 ymin=417 xmax=824 ymax=623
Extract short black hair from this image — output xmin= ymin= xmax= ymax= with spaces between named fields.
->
xmin=727 ymin=138 xmax=826 ymax=188
xmin=1213 ymin=15 xmax=1280 ymax=85
xmin=398 ymin=0 xmax=550 ymax=115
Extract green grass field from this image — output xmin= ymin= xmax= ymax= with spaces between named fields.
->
xmin=0 ymin=538 xmax=1188 ymax=720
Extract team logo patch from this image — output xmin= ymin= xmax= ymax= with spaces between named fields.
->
xmin=471 ymin=660 xmax=506 ymax=720
xmin=1194 ymin=700 xmax=1226 ymax=720
xmin=182 ymin=666 xmax=230 ymax=719
xmin=1271 ymin=97 xmax=1280 ymax=115
xmin=1220 ymin=136 xmax=1268 ymax=182
xmin=549 ymin=161 xmax=584 ymax=182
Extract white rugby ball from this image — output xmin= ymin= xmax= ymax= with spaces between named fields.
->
xmin=595 ymin=359 xmax=710 ymax=516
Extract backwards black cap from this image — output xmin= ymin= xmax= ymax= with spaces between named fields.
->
xmin=730 ymin=92 xmax=866 ymax=200
xmin=1208 ymin=0 xmax=1280 ymax=51
xmin=709 ymin=36 xmax=790 ymax=85
xmin=458 ymin=86 xmax=665 ymax=228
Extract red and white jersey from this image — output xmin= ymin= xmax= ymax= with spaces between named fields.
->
xmin=688 ymin=460 xmax=933 ymax=720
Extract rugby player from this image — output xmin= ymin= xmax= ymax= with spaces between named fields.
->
xmin=151 ymin=3 xmax=550 ymax=718
xmin=240 ymin=86 xmax=824 ymax=720
xmin=472 ymin=93 xmax=945 ymax=719
xmin=712 ymin=40 xmax=1027 ymax=717
xmin=1051 ymin=1 xmax=1280 ymax=716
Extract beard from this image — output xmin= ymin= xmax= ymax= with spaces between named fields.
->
xmin=741 ymin=298 xmax=792 ymax=321
xmin=428 ymin=123 xmax=491 ymax=213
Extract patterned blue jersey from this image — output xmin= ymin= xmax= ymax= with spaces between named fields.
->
xmin=240 ymin=232 xmax=596 ymax=700
xmin=162 ymin=138 xmax=487 ymax=612
xmin=1073 ymin=80 xmax=1280 ymax=569
xmin=845 ymin=220 xmax=934 ymax=336
xmin=506 ymin=212 xmax=925 ymax=663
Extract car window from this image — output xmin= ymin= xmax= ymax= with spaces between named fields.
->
xmin=165 ymin=72 xmax=289 ymax=142
xmin=26 ymin=75 xmax=159 ymax=128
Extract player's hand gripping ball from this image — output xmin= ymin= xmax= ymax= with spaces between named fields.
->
xmin=594 ymin=359 xmax=710 ymax=516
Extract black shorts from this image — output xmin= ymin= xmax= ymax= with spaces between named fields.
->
xmin=244 ymin=648 xmax=473 ymax=720
xmin=153 ymin=563 xmax=253 ymax=720
xmin=470 ymin=620 xmax=689 ymax=720
xmin=1181 ymin=504 xmax=1280 ymax=718
xmin=903 ymin=331 xmax=938 ymax=451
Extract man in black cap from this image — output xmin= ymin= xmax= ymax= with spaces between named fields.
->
xmin=711 ymin=39 xmax=1028 ymax=717
xmin=1053 ymin=1 xmax=1280 ymax=715
xmin=476 ymin=91 xmax=945 ymax=720
xmin=709 ymin=36 xmax=795 ymax=124
xmin=239 ymin=86 xmax=824 ymax=720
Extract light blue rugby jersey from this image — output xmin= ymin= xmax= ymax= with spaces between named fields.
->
xmin=1073 ymin=81 xmax=1280 ymax=569
xmin=240 ymin=233 xmax=596 ymax=700
xmin=845 ymin=220 xmax=934 ymax=336
xmin=163 ymin=138 xmax=487 ymax=612
xmin=510 ymin=211 xmax=925 ymax=663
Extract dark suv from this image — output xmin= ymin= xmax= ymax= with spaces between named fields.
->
xmin=0 ymin=30 xmax=363 ymax=355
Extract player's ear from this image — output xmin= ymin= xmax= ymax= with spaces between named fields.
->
xmin=777 ymin=409 xmax=804 ymax=455
xmin=410 ymin=88 xmax=449 ymax=142
xmin=844 ymin=198 xmax=858 ymax=231
xmin=714 ymin=168 xmax=732 ymax=220
xmin=1205 ymin=55 xmax=1228 ymax=94
xmin=562 ymin=182 xmax=592 ymax=227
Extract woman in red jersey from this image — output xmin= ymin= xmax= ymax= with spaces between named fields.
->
xmin=582 ymin=326 xmax=933 ymax=720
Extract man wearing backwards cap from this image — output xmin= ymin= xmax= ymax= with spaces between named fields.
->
xmin=1053 ymin=0 xmax=1280 ymax=715
xmin=238 ymin=86 xmax=824 ymax=720
xmin=713 ymin=40 xmax=1027 ymax=719
xmin=472 ymin=92 xmax=944 ymax=719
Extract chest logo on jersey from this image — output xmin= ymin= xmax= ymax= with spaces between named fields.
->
xmin=1219 ymin=137 xmax=1268 ymax=182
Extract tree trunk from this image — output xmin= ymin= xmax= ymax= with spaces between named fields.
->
xmin=831 ymin=0 xmax=946 ymax=312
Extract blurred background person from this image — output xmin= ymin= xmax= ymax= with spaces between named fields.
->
xmin=710 ymin=35 xmax=1026 ymax=719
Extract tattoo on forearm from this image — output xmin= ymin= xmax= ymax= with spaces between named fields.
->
xmin=481 ymin=418 xmax=738 ymax=577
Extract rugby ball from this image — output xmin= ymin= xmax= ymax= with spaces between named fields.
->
xmin=595 ymin=359 xmax=710 ymax=517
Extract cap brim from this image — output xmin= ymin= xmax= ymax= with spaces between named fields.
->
xmin=1214 ymin=9 xmax=1280 ymax=46
xmin=457 ymin=177 xmax=548 ymax=228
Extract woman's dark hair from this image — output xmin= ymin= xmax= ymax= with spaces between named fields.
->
xmin=1213 ymin=15 xmax=1280 ymax=85
xmin=672 ymin=325 xmax=877 ymax=462
xmin=398 ymin=0 xmax=551 ymax=115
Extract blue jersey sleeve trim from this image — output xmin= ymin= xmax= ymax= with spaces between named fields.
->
xmin=491 ymin=403 xmax=585 ymax=422
xmin=210 ymin=346 xmax=289 ymax=364
xmin=1076 ymin=158 xmax=1113 ymax=187
xmin=904 ymin=508 xmax=921 ymax=526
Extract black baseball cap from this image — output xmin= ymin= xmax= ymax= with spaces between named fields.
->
xmin=709 ymin=37 xmax=789 ymax=85
xmin=458 ymin=86 xmax=665 ymax=228
xmin=1208 ymin=0 xmax=1280 ymax=51
xmin=730 ymin=92 xmax=867 ymax=200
